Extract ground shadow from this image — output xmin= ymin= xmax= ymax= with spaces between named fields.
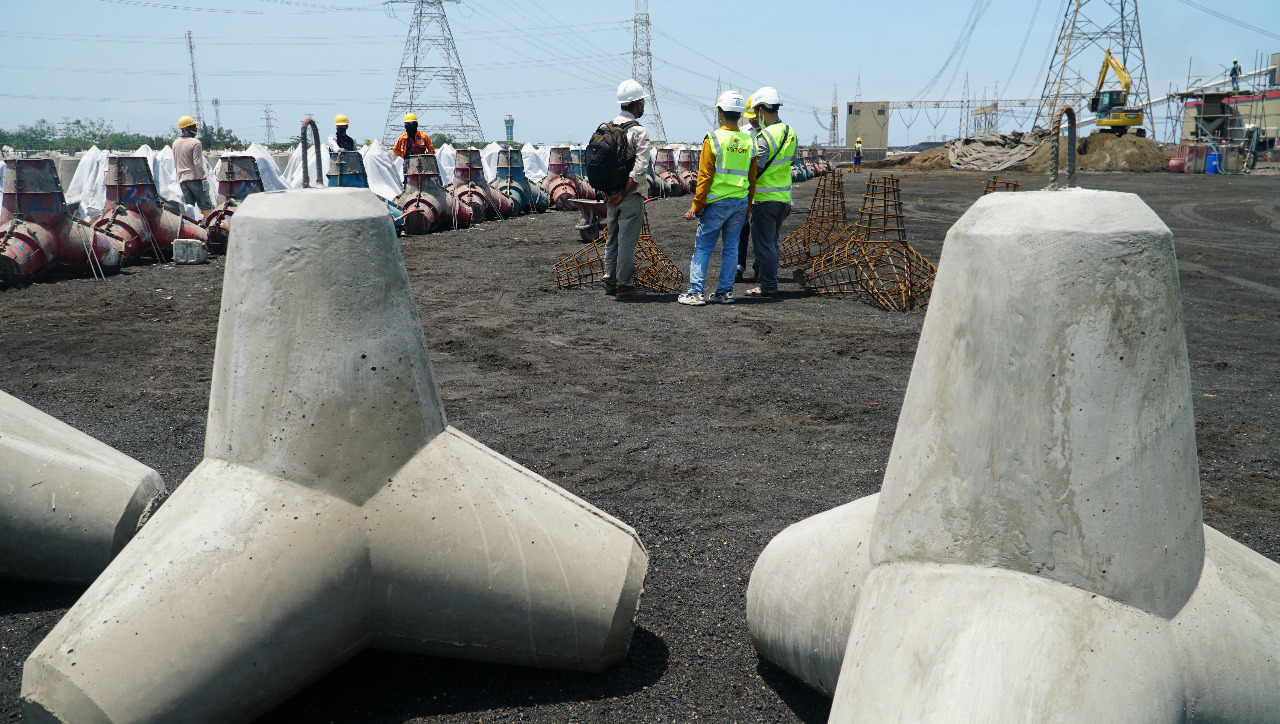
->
xmin=756 ymin=657 xmax=832 ymax=724
xmin=257 ymin=626 xmax=670 ymax=723
xmin=0 ymin=581 xmax=84 ymax=616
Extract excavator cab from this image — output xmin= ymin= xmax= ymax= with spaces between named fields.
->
xmin=1090 ymin=49 xmax=1147 ymax=136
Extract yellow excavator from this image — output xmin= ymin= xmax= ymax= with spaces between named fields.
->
xmin=1089 ymin=49 xmax=1147 ymax=136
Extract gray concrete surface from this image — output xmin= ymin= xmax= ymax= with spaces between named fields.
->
xmin=748 ymin=188 xmax=1280 ymax=722
xmin=21 ymin=187 xmax=648 ymax=724
xmin=0 ymin=389 xmax=164 ymax=583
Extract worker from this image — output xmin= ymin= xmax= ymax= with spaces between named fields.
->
xmin=595 ymin=78 xmax=651 ymax=300
xmin=327 ymin=113 xmax=356 ymax=152
xmin=173 ymin=115 xmax=212 ymax=214
xmin=1231 ymin=59 xmax=1243 ymax=91
xmin=393 ymin=113 xmax=435 ymax=159
xmin=853 ymin=137 xmax=863 ymax=172
xmin=736 ymin=94 xmax=761 ymax=282
xmin=679 ymin=90 xmax=757 ymax=306
xmin=743 ymin=86 xmax=795 ymax=299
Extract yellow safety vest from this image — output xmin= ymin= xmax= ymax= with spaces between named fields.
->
xmin=754 ymin=122 xmax=795 ymax=204
xmin=707 ymin=128 xmax=753 ymax=202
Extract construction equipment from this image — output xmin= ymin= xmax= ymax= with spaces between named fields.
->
xmin=983 ymin=176 xmax=1020 ymax=194
xmin=0 ymin=159 xmax=122 ymax=285
xmin=569 ymin=147 xmax=601 ymax=201
xmin=395 ymin=154 xmax=451 ymax=234
xmin=1089 ymin=49 xmax=1147 ymax=136
xmin=777 ymin=169 xmax=848 ymax=268
xmin=541 ymin=146 xmax=580 ymax=211
xmin=325 ymin=150 xmax=407 ymax=233
xmin=202 ymin=155 xmax=265 ymax=253
xmin=98 ymin=156 xmax=207 ymax=260
xmin=675 ymin=148 xmax=698 ymax=194
xmin=452 ymin=147 xmax=513 ymax=220
xmin=653 ymin=147 xmax=684 ymax=197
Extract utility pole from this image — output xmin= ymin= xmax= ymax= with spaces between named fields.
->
xmin=631 ymin=0 xmax=666 ymax=142
xmin=1035 ymin=0 xmax=1151 ymax=132
xmin=185 ymin=31 xmax=205 ymax=131
xmin=262 ymin=104 xmax=276 ymax=146
xmin=382 ymin=0 xmax=484 ymax=146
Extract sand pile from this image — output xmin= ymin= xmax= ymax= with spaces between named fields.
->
xmin=871 ymin=146 xmax=951 ymax=170
xmin=1012 ymin=132 xmax=1167 ymax=173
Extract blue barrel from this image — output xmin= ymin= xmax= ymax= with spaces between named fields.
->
xmin=1205 ymin=153 xmax=1221 ymax=174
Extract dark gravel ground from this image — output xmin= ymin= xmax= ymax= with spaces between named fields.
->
xmin=1 ymin=169 xmax=1277 ymax=723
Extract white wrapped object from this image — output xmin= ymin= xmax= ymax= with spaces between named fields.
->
xmin=64 ymin=146 xmax=108 ymax=220
xmin=282 ymin=143 xmax=331 ymax=189
xmin=358 ymin=140 xmax=403 ymax=200
xmin=243 ymin=143 xmax=288 ymax=192
xmin=0 ymin=157 xmax=6 ymax=189
xmin=522 ymin=143 xmax=548 ymax=183
xmin=436 ymin=144 xmax=456 ymax=184
xmin=153 ymin=146 xmax=198 ymax=218
xmin=480 ymin=142 xmax=501 ymax=183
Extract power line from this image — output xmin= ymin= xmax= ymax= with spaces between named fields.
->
xmin=382 ymin=0 xmax=484 ymax=145
xmin=1172 ymin=0 xmax=1280 ymax=41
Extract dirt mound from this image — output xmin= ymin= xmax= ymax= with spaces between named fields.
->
xmin=869 ymin=145 xmax=951 ymax=170
xmin=1012 ymin=132 xmax=1167 ymax=173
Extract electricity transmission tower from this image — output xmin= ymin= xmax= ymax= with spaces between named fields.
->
xmin=829 ymin=85 xmax=839 ymax=147
xmin=262 ymin=104 xmax=276 ymax=146
xmin=185 ymin=31 xmax=205 ymax=130
xmin=382 ymin=0 xmax=484 ymax=146
xmin=631 ymin=0 xmax=666 ymax=142
xmin=1035 ymin=0 xmax=1151 ymax=131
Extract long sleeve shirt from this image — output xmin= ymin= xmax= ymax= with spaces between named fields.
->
xmin=173 ymin=135 xmax=205 ymax=182
xmin=393 ymin=131 xmax=435 ymax=159
xmin=611 ymin=110 xmax=650 ymax=197
xmin=690 ymin=123 xmax=758 ymax=214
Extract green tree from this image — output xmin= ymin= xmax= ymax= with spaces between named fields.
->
xmin=429 ymin=132 xmax=454 ymax=148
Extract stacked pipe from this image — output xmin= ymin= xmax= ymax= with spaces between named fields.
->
xmin=97 ymin=156 xmax=208 ymax=260
xmin=541 ymin=146 xmax=580 ymax=211
xmin=491 ymin=147 xmax=537 ymax=216
xmin=570 ymin=147 xmax=601 ymax=201
xmin=452 ymin=147 xmax=512 ymax=220
xmin=395 ymin=154 xmax=452 ymax=234
xmin=653 ymin=147 xmax=684 ymax=198
xmin=0 ymin=159 xmax=122 ymax=285
xmin=675 ymin=148 xmax=698 ymax=195
xmin=202 ymin=155 xmax=265 ymax=254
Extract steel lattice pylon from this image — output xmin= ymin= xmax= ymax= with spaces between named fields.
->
xmin=632 ymin=0 xmax=666 ymax=142
xmin=382 ymin=0 xmax=484 ymax=147
xmin=1035 ymin=0 xmax=1151 ymax=132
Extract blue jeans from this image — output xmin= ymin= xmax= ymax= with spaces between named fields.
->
xmin=689 ymin=197 xmax=748 ymax=294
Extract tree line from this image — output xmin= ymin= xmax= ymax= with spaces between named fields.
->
xmin=0 ymin=119 xmax=248 ymax=153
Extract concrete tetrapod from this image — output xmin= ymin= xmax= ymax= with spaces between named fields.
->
xmin=747 ymin=188 xmax=1280 ymax=722
xmin=22 ymin=187 xmax=648 ymax=724
xmin=0 ymin=390 xmax=164 ymax=584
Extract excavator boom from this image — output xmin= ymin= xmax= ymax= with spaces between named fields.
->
xmin=1090 ymin=49 xmax=1144 ymax=135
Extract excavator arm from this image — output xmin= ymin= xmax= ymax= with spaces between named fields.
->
xmin=1095 ymin=49 xmax=1132 ymax=96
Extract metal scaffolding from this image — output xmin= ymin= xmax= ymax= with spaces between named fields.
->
xmin=382 ymin=0 xmax=484 ymax=147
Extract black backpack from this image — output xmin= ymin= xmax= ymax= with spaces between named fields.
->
xmin=585 ymin=120 xmax=639 ymax=194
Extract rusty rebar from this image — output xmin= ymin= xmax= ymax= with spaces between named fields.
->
xmin=554 ymin=204 xmax=684 ymax=293
xmin=983 ymin=176 xmax=1021 ymax=194
xmin=777 ymin=170 xmax=849 ymax=268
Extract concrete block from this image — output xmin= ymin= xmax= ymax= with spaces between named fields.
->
xmin=22 ymin=187 xmax=648 ymax=724
xmin=55 ymin=157 xmax=80 ymax=191
xmin=747 ymin=188 xmax=1280 ymax=722
xmin=0 ymin=390 xmax=164 ymax=583
xmin=171 ymin=238 xmax=208 ymax=264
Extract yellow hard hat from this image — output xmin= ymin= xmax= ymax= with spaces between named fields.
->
xmin=178 ymin=115 xmax=196 ymax=129
xmin=334 ymin=113 xmax=349 ymax=126
xmin=856 ymin=137 xmax=862 ymax=142
xmin=403 ymin=113 xmax=418 ymax=123
xmin=744 ymin=94 xmax=756 ymax=119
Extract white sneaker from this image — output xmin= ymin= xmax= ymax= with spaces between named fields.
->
xmin=678 ymin=291 xmax=706 ymax=306
xmin=708 ymin=291 xmax=735 ymax=304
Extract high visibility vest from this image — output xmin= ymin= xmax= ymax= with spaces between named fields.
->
xmin=707 ymin=128 xmax=753 ymax=202
xmin=754 ymin=122 xmax=795 ymax=204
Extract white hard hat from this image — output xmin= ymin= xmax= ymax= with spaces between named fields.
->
xmin=617 ymin=79 xmax=647 ymax=104
xmin=716 ymin=90 xmax=746 ymax=112
xmin=752 ymin=86 xmax=782 ymax=107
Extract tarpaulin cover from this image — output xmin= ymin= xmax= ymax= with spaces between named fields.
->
xmin=0 ymin=157 xmax=6 ymax=190
xmin=481 ymin=142 xmax=501 ymax=183
xmin=65 ymin=146 xmax=108 ymax=220
xmin=437 ymin=144 xmax=456 ymax=184
xmin=358 ymin=140 xmax=403 ymax=200
xmin=282 ymin=143 xmax=331 ymax=189
xmin=242 ymin=143 xmax=289 ymax=192
xmin=945 ymin=128 xmax=1050 ymax=172
xmin=522 ymin=143 xmax=548 ymax=182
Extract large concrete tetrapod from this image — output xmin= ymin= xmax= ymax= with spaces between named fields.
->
xmin=747 ymin=188 xmax=1280 ymax=722
xmin=22 ymin=188 xmax=648 ymax=724
xmin=0 ymin=390 xmax=164 ymax=583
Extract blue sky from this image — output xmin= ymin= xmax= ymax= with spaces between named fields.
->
xmin=2 ymin=0 xmax=1277 ymax=147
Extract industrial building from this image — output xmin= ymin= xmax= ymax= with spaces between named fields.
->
xmin=1178 ymin=53 xmax=1280 ymax=146
xmin=845 ymin=102 xmax=890 ymax=161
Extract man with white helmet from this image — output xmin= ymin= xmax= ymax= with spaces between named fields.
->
xmin=679 ymin=90 xmax=757 ymax=306
xmin=591 ymin=79 xmax=651 ymax=300
xmin=742 ymin=86 xmax=795 ymax=298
